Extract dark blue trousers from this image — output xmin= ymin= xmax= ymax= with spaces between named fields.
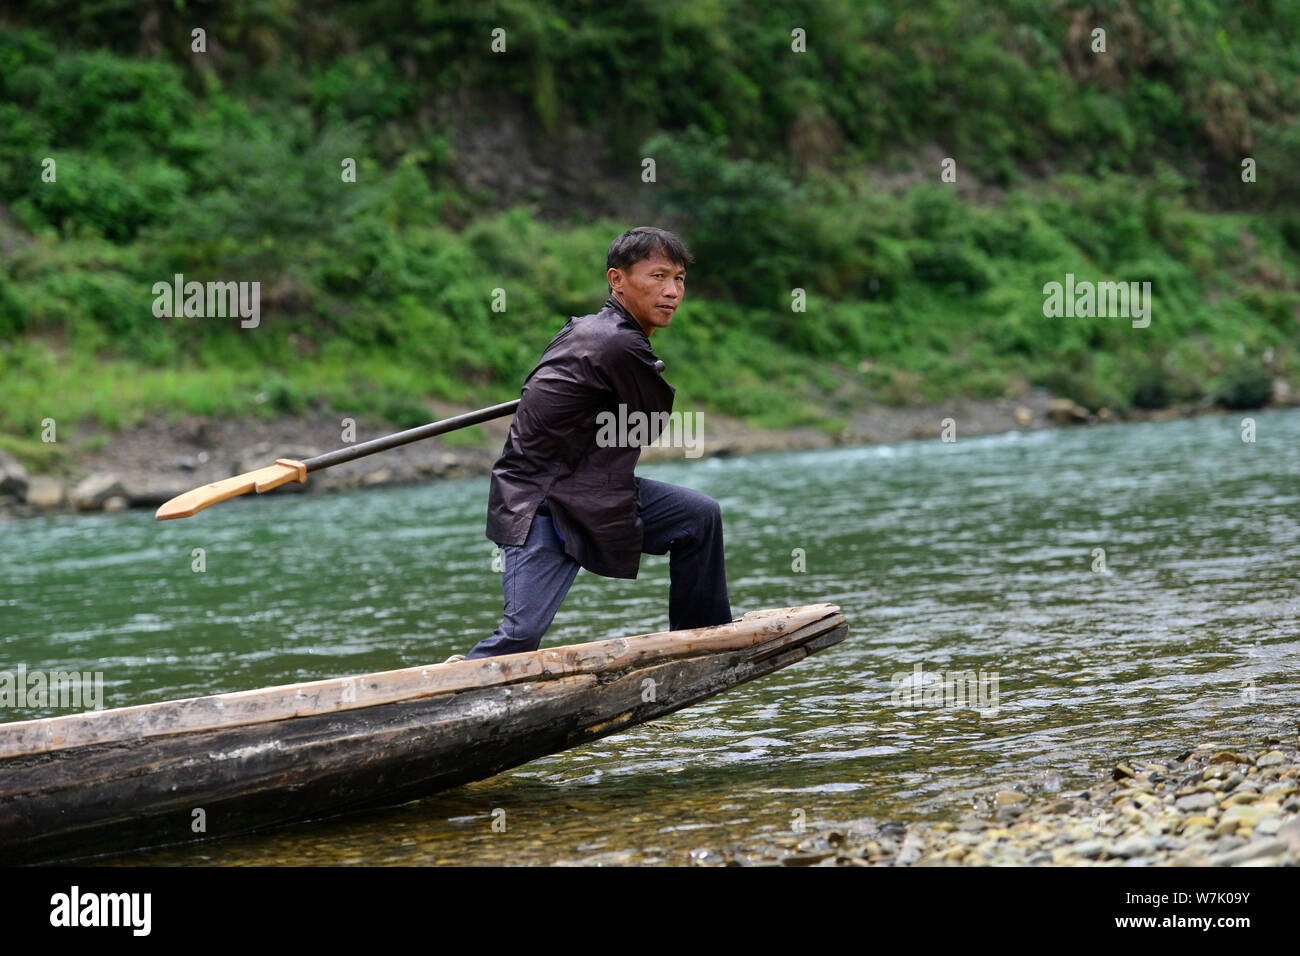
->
xmin=467 ymin=477 xmax=733 ymax=659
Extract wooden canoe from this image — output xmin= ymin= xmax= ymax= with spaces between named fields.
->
xmin=0 ymin=604 xmax=848 ymax=864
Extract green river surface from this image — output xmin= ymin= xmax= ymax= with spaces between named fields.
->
xmin=2 ymin=409 xmax=1298 ymax=865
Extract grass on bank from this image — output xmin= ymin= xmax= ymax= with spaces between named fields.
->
xmin=4 ymin=172 xmax=1295 ymax=459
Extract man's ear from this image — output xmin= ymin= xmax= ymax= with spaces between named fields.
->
xmin=607 ymin=267 xmax=624 ymax=292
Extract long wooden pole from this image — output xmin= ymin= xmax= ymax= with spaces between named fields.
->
xmin=304 ymin=400 xmax=520 ymax=471
xmin=155 ymin=400 xmax=520 ymax=520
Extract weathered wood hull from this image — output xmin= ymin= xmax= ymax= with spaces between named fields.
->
xmin=0 ymin=604 xmax=847 ymax=864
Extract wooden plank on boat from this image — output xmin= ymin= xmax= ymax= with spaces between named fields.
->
xmin=0 ymin=604 xmax=840 ymax=759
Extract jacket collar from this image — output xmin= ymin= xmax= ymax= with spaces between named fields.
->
xmin=604 ymin=295 xmax=650 ymax=342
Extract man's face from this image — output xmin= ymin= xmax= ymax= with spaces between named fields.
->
xmin=607 ymin=252 xmax=686 ymax=338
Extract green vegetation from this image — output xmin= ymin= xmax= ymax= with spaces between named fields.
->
xmin=0 ymin=431 xmax=69 ymax=472
xmin=1 ymin=1 xmax=1297 ymax=458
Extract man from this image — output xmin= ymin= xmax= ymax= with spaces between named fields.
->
xmin=458 ymin=226 xmax=733 ymax=661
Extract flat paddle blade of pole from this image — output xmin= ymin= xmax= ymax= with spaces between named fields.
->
xmin=155 ymin=458 xmax=308 ymax=520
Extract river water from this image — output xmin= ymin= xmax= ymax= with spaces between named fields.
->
xmin=3 ymin=409 xmax=1298 ymax=865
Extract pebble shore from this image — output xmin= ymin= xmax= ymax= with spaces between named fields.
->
xmin=689 ymin=734 xmax=1300 ymax=867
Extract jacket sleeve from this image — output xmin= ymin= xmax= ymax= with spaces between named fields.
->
xmin=593 ymin=331 xmax=676 ymax=425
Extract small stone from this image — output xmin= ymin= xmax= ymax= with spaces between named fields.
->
xmin=1256 ymin=750 xmax=1286 ymax=768
xmin=689 ymin=847 xmax=725 ymax=866
xmin=1255 ymin=817 xmax=1283 ymax=836
xmin=1181 ymin=816 xmax=1215 ymax=832
xmin=1276 ymin=816 xmax=1300 ymax=853
xmin=896 ymin=839 xmax=924 ymax=865
xmin=1222 ymin=792 xmax=1261 ymax=806
xmin=795 ymin=837 xmax=832 ymax=854
xmin=0 ymin=450 xmax=29 ymax=498
xmin=1066 ymin=840 xmax=1105 ymax=859
xmin=1174 ymin=792 xmax=1217 ymax=812
xmin=1217 ymin=804 xmax=1267 ymax=832
xmin=1048 ymin=398 xmax=1089 ymax=424
xmin=24 ymin=476 xmax=64 ymax=509
xmin=1111 ymin=836 xmax=1159 ymax=858
xmin=103 ymin=495 xmax=129 ymax=513
xmin=71 ymin=472 xmax=126 ymax=510
xmin=994 ymin=790 xmax=1027 ymax=805
xmin=1210 ymin=751 xmax=1250 ymax=765
xmin=1208 ymin=838 xmax=1290 ymax=866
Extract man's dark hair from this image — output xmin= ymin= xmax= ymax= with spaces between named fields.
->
xmin=606 ymin=227 xmax=694 ymax=292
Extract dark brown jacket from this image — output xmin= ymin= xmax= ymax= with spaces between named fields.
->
xmin=485 ymin=296 xmax=676 ymax=578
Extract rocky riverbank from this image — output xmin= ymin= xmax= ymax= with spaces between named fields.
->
xmin=0 ymin=389 xmax=1288 ymax=521
xmin=684 ymin=731 xmax=1300 ymax=867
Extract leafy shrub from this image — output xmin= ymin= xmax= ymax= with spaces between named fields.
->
xmin=907 ymin=242 xmax=994 ymax=294
xmin=1215 ymin=361 xmax=1272 ymax=409
xmin=1131 ymin=364 xmax=1171 ymax=410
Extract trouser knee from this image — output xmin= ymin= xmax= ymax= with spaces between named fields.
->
xmin=691 ymin=495 xmax=723 ymax=534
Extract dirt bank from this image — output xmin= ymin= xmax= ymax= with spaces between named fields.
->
xmin=0 ymin=390 xmax=1283 ymax=520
